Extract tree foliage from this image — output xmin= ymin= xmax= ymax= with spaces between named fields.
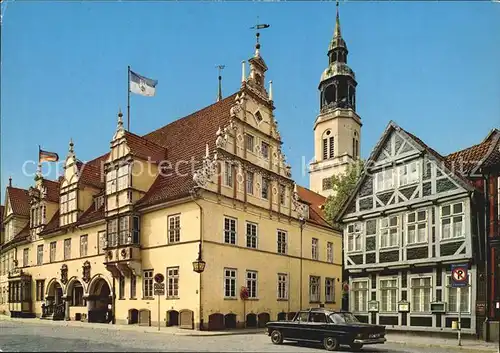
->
xmin=324 ymin=159 xmax=364 ymax=226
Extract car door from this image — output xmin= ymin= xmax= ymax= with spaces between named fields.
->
xmin=306 ymin=312 xmax=329 ymax=342
xmin=286 ymin=311 xmax=310 ymax=340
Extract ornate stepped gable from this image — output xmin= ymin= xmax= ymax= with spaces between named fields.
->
xmin=338 ymin=121 xmax=477 ymax=219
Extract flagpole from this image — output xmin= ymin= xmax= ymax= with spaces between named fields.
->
xmin=127 ymin=65 xmax=131 ymax=131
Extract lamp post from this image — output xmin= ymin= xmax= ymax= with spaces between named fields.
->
xmin=299 ymin=216 xmax=305 ymax=311
xmin=192 ymin=242 xmax=206 ymax=330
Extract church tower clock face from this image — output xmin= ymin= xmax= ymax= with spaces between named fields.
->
xmin=309 ymin=2 xmax=362 ymax=198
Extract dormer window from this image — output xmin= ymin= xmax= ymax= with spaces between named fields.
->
xmin=95 ymin=195 xmax=104 ymax=211
xmin=60 ymin=191 xmax=76 ymax=214
xmin=106 ymin=164 xmax=130 ymax=194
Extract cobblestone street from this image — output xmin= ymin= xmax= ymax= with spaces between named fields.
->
xmin=0 ymin=320 xmax=494 ymax=353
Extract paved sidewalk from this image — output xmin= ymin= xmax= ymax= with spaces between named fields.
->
xmin=385 ymin=332 xmax=496 ymax=353
xmin=1 ymin=315 xmax=497 ymax=352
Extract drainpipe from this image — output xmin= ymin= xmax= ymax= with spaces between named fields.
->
xmin=112 ymin=277 xmax=116 ymax=324
xmin=190 ymin=188 xmax=204 ymax=330
xmin=483 ymin=174 xmax=490 ymax=341
xmin=299 ymin=217 xmax=305 ymax=311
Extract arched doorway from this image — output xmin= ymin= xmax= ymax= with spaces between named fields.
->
xmin=128 ymin=309 xmax=139 ymax=324
xmin=224 ymin=313 xmax=236 ymax=329
xmin=42 ymin=280 xmax=64 ymax=320
xmin=87 ymin=277 xmax=111 ymax=323
xmin=208 ymin=313 xmax=224 ymax=331
xmin=246 ymin=313 xmax=257 ymax=328
xmin=166 ymin=310 xmax=179 ymax=326
xmin=67 ymin=279 xmax=84 ymax=307
xmin=258 ymin=312 xmax=270 ymax=328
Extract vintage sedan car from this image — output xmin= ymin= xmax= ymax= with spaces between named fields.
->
xmin=265 ymin=308 xmax=386 ymax=351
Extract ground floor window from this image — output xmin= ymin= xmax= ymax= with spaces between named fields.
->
xmin=72 ymin=283 xmax=84 ymax=306
xmin=380 ymin=278 xmax=398 ymax=312
xmin=446 ymin=275 xmax=471 ymax=313
xmin=309 ymin=276 xmax=320 ymax=303
xmin=411 ymin=277 xmax=432 ymax=312
xmin=36 ymin=280 xmax=45 ymax=301
xmin=351 ymin=280 xmax=368 ymax=312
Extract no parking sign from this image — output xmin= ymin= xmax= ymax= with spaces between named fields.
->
xmin=451 ymin=264 xmax=468 ymax=288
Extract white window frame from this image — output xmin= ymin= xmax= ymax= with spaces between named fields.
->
xmin=398 ymin=161 xmax=420 ymax=187
xmin=49 ymin=242 xmax=57 ymax=263
xmin=380 ymin=216 xmax=399 ymax=249
xmin=346 ymin=223 xmax=362 ymax=253
xmin=406 ymin=209 xmax=427 ymax=245
xmin=168 ymin=214 xmax=181 ymax=243
xmin=261 ymin=177 xmax=269 ymax=200
xmin=64 ymin=238 xmax=71 ymax=260
xmin=246 ymin=171 xmax=254 ymax=195
xmin=246 ymin=270 xmax=258 ymax=299
xmin=440 ymin=202 xmax=465 ymax=241
xmin=277 ymin=230 xmax=287 ymax=254
xmin=223 ymin=161 xmax=233 ymax=187
xmin=245 ymin=222 xmax=258 ymax=249
xmin=309 ymin=276 xmax=321 ymax=303
xmin=22 ymin=248 xmax=29 ymax=267
xmin=351 ymin=280 xmax=369 ymax=313
xmin=277 ymin=273 xmax=288 ymax=300
xmin=80 ymin=234 xmax=88 ymax=257
xmin=446 ymin=274 xmax=471 ymax=313
xmin=37 ymin=245 xmax=43 ymax=266
xmin=327 ymin=242 xmax=334 ymax=263
xmin=224 ymin=268 xmax=237 ymax=298
xmin=410 ymin=276 xmax=432 ymax=313
xmin=312 ymin=238 xmax=319 ymax=260
xmin=325 ymin=277 xmax=335 ymax=303
xmin=223 ymin=217 xmax=237 ymax=245
xmin=167 ymin=266 xmax=179 ymax=298
xmin=375 ymin=169 xmax=394 ymax=192
xmin=117 ymin=164 xmax=130 ymax=191
xmin=379 ymin=277 xmax=398 ymax=312
xmin=245 ymin=134 xmax=254 ymax=152
xmin=143 ymin=270 xmax=154 ymax=298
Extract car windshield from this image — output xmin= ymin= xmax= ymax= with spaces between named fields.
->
xmin=329 ymin=312 xmax=360 ymax=324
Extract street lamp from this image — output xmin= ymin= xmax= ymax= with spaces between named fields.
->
xmin=192 ymin=242 xmax=206 ymax=274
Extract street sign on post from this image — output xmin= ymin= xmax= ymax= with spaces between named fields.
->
xmin=451 ymin=264 xmax=469 ymax=347
xmin=153 ymin=273 xmax=165 ymax=331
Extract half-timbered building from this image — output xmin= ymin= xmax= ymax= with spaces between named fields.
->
xmin=336 ymin=121 xmax=485 ymax=336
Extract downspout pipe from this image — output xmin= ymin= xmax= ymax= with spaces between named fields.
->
xmin=190 ymin=188 xmax=204 ymax=331
xmin=483 ymin=173 xmax=490 ymax=341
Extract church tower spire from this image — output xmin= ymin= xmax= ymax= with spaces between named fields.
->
xmin=309 ymin=1 xmax=362 ymax=197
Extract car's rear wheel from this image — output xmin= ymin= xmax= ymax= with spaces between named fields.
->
xmin=323 ymin=336 xmax=340 ymax=351
xmin=270 ymin=330 xmax=283 ymax=345
xmin=350 ymin=343 xmax=363 ymax=351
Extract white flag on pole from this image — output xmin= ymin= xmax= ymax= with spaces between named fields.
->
xmin=129 ymin=70 xmax=158 ymax=97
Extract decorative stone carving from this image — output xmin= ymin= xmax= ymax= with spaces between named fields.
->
xmin=193 ymin=152 xmax=219 ymax=188
xmin=215 ymin=121 xmax=236 ymax=149
xmin=60 ymin=264 xmax=68 ymax=285
xmin=291 ymin=189 xmax=307 ymax=219
xmin=121 ymin=248 xmax=127 ymax=259
xmin=82 ymin=261 xmax=91 ymax=283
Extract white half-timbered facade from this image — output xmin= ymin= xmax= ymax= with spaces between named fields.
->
xmin=337 ymin=121 xmax=483 ymax=335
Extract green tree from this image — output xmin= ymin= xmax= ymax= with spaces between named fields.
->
xmin=323 ymin=159 xmax=364 ymax=226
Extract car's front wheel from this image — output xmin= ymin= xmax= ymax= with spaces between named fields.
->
xmin=323 ymin=336 xmax=340 ymax=351
xmin=270 ymin=330 xmax=283 ymax=345
xmin=350 ymin=343 xmax=363 ymax=351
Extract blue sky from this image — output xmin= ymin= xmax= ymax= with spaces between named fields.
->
xmin=1 ymin=1 xmax=499 ymax=196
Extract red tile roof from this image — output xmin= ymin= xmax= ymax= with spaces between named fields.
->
xmin=137 ymin=93 xmax=238 ymax=207
xmin=6 ymin=187 xmax=30 ymax=217
xmin=78 ymin=154 xmax=108 ymax=190
xmin=296 ymin=185 xmax=331 ymax=228
xmin=445 ymin=129 xmax=500 ymax=175
xmin=124 ymin=131 xmax=166 ymax=163
xmin=42 ymin=179 xmax=60 ymax=203
xmin=77 ymin=200 xmax=105 ymax=226
xmin=40 ymin=210 xmax=60 ymax=235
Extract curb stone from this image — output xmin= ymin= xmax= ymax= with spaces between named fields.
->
xmin=389 ymin=339 xmax=496 ymax=353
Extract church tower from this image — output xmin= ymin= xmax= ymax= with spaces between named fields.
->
xmin=309 ymin=2 xmax=362 ymax=197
